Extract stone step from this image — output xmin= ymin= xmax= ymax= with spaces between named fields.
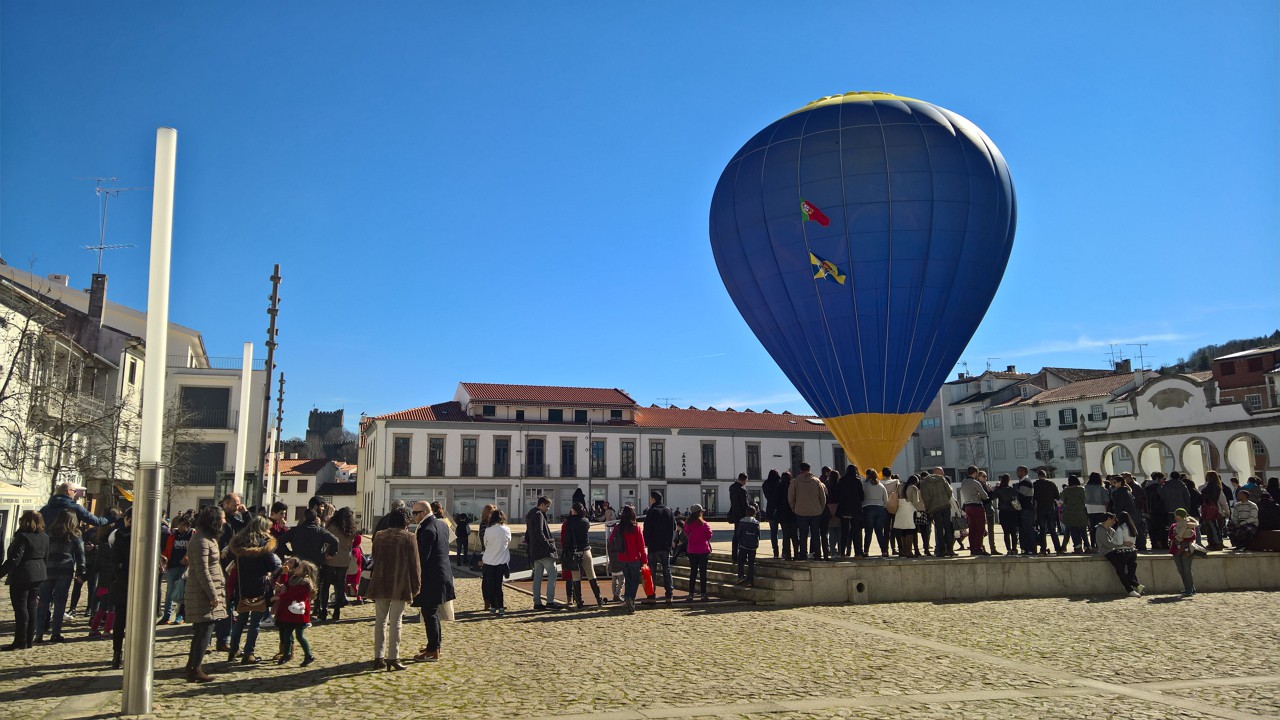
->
xmin=672 ymin=575 xmax=776 ymax=603
xmin=661 ymin=564 xmax=793 ymax=591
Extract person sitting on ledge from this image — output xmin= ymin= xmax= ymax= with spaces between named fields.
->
xmin=1229 ymin=491 xmax=1259 ymax=551
xmin=1095 ymin=512 xmax=1143 ymax=597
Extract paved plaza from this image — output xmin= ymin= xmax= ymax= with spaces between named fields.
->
xmin=1 ymin=578 xmax=1277 ymax=720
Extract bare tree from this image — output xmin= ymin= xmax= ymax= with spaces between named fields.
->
xmin=1031 ymin=427 xmax=1057 ymax=476
xmin=161 ymin=403 xmax=204 ymax=517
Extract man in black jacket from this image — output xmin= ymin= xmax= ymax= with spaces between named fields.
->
xmin=412 ymin=501 xmax=454 ymax=661
xmin=1033 ymin=470 xmax=1063 ymax=554
xmin=761 ymin=470 xmax=782 ymax=558
xmin=728 ymin=474 xmax=750 ymax=564
xmin=280 ymin=510 xmax=339 ymax=567
xmin=642 ymin=491 xmax=676 ymax=604
xmin=525 ymin=496 xmax=562 ymax=610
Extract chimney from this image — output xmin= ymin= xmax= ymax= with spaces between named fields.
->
xmin=47 ymin=273 xmax=70 ymax=286
xmin=87 ymin=274 xmax=107 ymax=329
xmin=1114 ymin=358 xmax=1132 ymax=373
xmin=1006 ymin=365 xmax=1016 ymax=373
xmin=957 ymin=372 xmax=967 ymax=380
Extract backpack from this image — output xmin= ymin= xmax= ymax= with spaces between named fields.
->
xmin=608 ymin=525 xmax=628 ymax=557
xmin=737 ymin=519 xmax=760 ymax=550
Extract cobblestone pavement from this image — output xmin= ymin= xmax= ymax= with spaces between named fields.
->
xmin=0 ymin=580 xmax=1276 ymax=720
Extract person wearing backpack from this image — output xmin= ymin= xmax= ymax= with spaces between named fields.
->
xmin=727 ymin=474 xmax=750 ymax=565
xmin=608 ymin=505 xmax=647 ymax=613
xmin=733 ymin=505 xmax=761 ymax=585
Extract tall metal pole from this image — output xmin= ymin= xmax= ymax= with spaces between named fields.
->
xmin=255 ymin=265 xmax=281 ymax=508
xmin=272 ymin=372 xmax=285 ymax=504
xmin=123 ymin=127 xmax=176 ymax=715
xmin=233 ymin=342 xmax=254 ymax=497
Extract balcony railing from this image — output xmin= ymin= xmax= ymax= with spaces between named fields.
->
xmin=621 ymin=466 xmax=636 ymax=479
xmin=460 ymin=461 xmax=478 ymax=478
xmin=183 ymin=467 xmax=222 ymax=485
xmin=392 ymin=462 xmax=410 ymax=476
xmin=168 ymin=355 xmax=269 ymax=371
xmin=950 ymin=422 xmax=987 ymax=437
xmin=560 ymin=464 xmax=576 ymax=478
xmin=747 ymin=467 xmax=761 ymax=480
xmin=701 ymin=467 xmax=717 ymax=480
xmin=427 ymin=460 xmax=445 ymax=477
xmin=650 ymin=465 xmax=665 ymax=479
xmin=493 ymin=463 xmax=510 ymax=477
xmin=525 ymin=463 xmax=545 ymax=478
xmin=184 ymin=408 xmax=237 ymax=430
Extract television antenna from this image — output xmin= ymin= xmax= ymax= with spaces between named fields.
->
xmin=985 ymin=357 xmax=1001 ymax=372
xmin=80 ymin=177 xmax=147 ymax=274
xmin=1128 ymin=343 xmax=1150 ymax=370
xmin=655 ymin=397 xmax=683 ymax=407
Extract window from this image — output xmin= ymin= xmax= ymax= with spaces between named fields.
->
xmin=574 ymin=409 xmax=587 ymax=423
xmin=1220 ymin=362 xmax=1236 ymax=376
xmin=700 ymin=441 xmax=717 ymax=479
xmin=990 ymin=413 xmax=1003 ymax=430
xmin=919 ymin=417 xmax=940 ymax=429
xmin=746 ymin=443 xmax=762 ymax=480
xmin=954 ymin=410 xmax=965 ymax=423
xmin=128 ymin=359 xmax=137 ymax=385
xmin=1253 ymin=437 xmax=1267 ymax=455
xmin=176 ymin=441 xmax=226 ymax=484
xmin=790 ymin=443 xmax=804 ymax=474
xmin=1247 ymin=357 xmax=1264 ymax=372
xmin=298 ymin=478 xmax=308 ymax=494
xmin=1036 ymin=440 xmax=1052 ymax=460
xmin=610 ymin=409 xmax=623 ymax=420
xmin=923 ymin=446 xmax=943 ymax=458
xmin=561 ymin=439 xmax=576 ymax=477
xmin=460 ymin=438 xmax=478 ymax=477
xmin=548 ymin=409 xmax=564 ymax=423
xmin=515 ymin=409 xmax=525 ymax=421
xmin=1245 ymin=394 xmax=1262 ymax=411
xmin=1065 ymin=439 xmax=1079 ymax=458
xmin=1014 ymin=439 xmax=1028 ymax=458
xmin=1089 ymin=404 xmax=1106 ymax=421
xmin=1059 ymin=408 xmax=1077 ymax=428
xmin=294 ymin=506 xmax=307 ymax=522
xmin=590 ymin=440 xmax=606 ymax=477
xmin=620 ymin=440 xmax=636 ymax=478
xmin=493 ymin=437 xmax=510 ymax=476
xmin=832 ymin=445 xmax=846 ymax=473
xmin=428 ymin=437 xmax=445 ymax=476
xmin=992 ymin=441 xmax=1006 ymax=460
xmin=482 ymin=405 xmax=495 ymax=417
xmin=1012 ymin=411 xmax=1025 ymax=429
xmin=649 ymin=441 xmax=665 ymax=479
xmin=526 ymin=438 xmax=545 ymax=477
xmin=180 ymin=386 xmax=232 ymax=429
xmin=280 ymin=478 xmax=289 ymax=494
xmin=1034 ymin=410 xmax=1049 ymax=427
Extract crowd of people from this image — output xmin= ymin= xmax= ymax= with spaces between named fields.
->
xmin=0 ymin=482 xmax=458 ymax=682
xmin=2 ymin=468 xmax=1276 ymax=679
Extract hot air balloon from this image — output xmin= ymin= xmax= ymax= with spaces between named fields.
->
xmin=709 ymin=91 xmax=1016 ymax=472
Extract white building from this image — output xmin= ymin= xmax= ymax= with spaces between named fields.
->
xmin=357 ymin=382 xmax=920 ymax=522
xmin=1083 ymin=372 xmax=1277 ymax=483
xmin=276 ymin=457 xmax=357 ymax=523
xmin=939 ymin=367 xmax=1030 ymax=472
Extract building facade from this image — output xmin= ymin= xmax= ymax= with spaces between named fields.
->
xmin=1214 ymin=345 xmax=1280 ymax=411
xmin=357 ymin=382 xmax=921 ymax=522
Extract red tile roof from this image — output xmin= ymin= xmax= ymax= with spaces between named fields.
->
xmin=460 ymin=383 xmax=636 ymax=407
xmin=1043 ymin=367 xmax=1122 ymax=383
xmin=634 ymin=405 xmax=829 ymax=433
xmin=372 ymin=401 xmax=468 ymax=422
xmin=279 ymin=459 xmax=357 ymax=475
xmin=993 ymin=373 xmax=1136 ymax=407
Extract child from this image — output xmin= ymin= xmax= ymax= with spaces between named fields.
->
xmin=346 ymin=535 xmax=365 ymax=604
xmin=604 ymin=519 xmax=623 ymax=602
xmin=733 ymin=504 xmax=761 ymax=586
xmin=274 ymin=558 xmax=317 ymax=666
xmin=671 ymin=518 xmax=688 ymax=564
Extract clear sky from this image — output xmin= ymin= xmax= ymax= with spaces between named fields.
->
xmin=2 ymin=2 xmax=1277 ymax=438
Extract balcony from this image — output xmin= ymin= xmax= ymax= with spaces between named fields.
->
xmin=183 ymin=467 xmax=222 ymax=485
xmin=701 ymin=467 xmax=717 ymax=480
xmin=392 ymin=462 xmax=410 ymax=477
xmin=950 ymin=422 xmax=988 ymax=437
xmin=185 ymin=408 xmax=238 ymax=430
xmin=621 ymin=465 xmax=636 ymax=479
xmin=460 ymin=461 xmax=478 ymax=478
xmin=650 ymin=465 xmax=665 ymax=479
xmin=747 ymin=467 xmax=762 ymax=481
xmin=427 ymin=460 xmax=445 ymax=477
xmin=560 ymin=464 xmax=576 ymax=478
xmin=525 ymin=463 xmax=545 ymax=478
xmin=493 ymin=462 xmax=510 ymax=477
xmin=168 ymin=355 xmax=269 ymax=371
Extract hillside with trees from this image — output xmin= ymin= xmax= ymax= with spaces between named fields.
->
xmin=1160 ymin=330 xmax=1280 ymax=374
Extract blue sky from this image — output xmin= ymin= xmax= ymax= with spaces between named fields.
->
xmin=2 ymin=2 xmax=1276 ymax=438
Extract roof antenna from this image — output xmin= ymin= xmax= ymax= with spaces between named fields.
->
xmin=985 ymin=357 xmax=1000 ymax=372
xmin=80 ymin=177 xmax=146 ymax=274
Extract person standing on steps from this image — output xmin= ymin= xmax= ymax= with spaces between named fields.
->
xmin=642 ymin=490 xmax=676 ymax=605
xmin=761 ymin=469 xmax=784 ymax=558
xmin=683 ymin=505 xmax=713 ymax=602
xmin=608 ymin=505 xmax=648 ymax=613
xmin=919 ymin=468 xmax=955 ymax=558
xmin=734 ymin=505 xmax=761 ymax=585
xmin=787 ymin=463 xmax=827 ymax=561
xmin=727 ymin=473 xmax=750 ymax=565
xmin=1033 ymin=469 xmax=1064 ymax=555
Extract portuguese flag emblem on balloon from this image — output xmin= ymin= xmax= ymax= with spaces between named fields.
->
xmin=800 ymin=199 xmax=830 ymax=226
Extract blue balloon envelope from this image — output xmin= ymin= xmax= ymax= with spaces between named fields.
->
xmin=709 ymin=92 xmax=1016 ymax=470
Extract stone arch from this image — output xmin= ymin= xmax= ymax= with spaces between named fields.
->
xmin=1139 ymin=440 xmax=1175 ymax=477
xmin=1225 ymin=433 xmax=1268 ymax=478
xmin=1178 ymin=436 xmax=1220 ymax=484
xmin=1102 ymin=443 xmax=1135 ymax=475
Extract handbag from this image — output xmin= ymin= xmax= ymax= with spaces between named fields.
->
xmin=287 ymin=600 xmax=306 ymax=615
xmin=1188 ymin=542 xmax=1208 ymax=557
xmin=236 ymin=595 xmax=267 ymax=613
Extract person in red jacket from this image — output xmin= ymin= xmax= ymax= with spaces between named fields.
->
xmin=608 ymin=505 xmax=648 ymax=613
xmin=274 ymin=557 xmax=317 ymax=666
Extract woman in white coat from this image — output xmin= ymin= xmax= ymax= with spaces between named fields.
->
xmin=894 ymin=475 xmax=924 ymax=557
